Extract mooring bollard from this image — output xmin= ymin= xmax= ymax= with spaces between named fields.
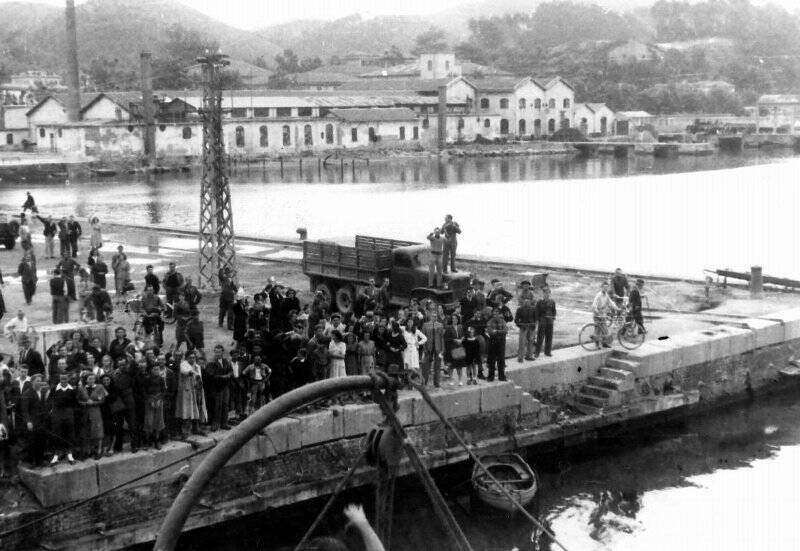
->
xmin=751 ymin=265 xmax=763 ymax=298
xmin=296 ymin=227 xmax=307 ymax=240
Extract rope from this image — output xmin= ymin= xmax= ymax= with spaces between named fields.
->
xmin=294 ymin=454 xmax=366 ymax=551
xmin=369 ymin=378 xmax=474 ymax=551
xmin=410 ymin=381 xmax=572 ymax=551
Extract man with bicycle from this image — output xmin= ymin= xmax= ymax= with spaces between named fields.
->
xmin=141 ymin=285 xmax=165 ymax=346
xmin=628 ymin=279 xmax=645 ymax=332
xmin=592 ymin=281 xmax=620 ymax=348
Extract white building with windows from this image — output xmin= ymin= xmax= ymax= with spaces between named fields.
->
xmin=574 ymin=103 xmax=615 ymax=136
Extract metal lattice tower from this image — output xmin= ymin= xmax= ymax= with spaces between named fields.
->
xmin=197 ymin=52 xmax=236 ymax=290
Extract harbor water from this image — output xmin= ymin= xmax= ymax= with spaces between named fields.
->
xmin=172 ymin=393 xmax=800 ymax=551
xmin=1 ymin=149 xmax=799 ymax=279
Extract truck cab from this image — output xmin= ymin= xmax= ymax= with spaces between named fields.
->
xmin=389 ymin=245 xmax=471 ymax=307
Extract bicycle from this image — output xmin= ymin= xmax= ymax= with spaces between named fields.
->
xmin=579 ymin=308 xmax=646 ymax=351
xmin=124 ymin=295 xmax=176 ymax=325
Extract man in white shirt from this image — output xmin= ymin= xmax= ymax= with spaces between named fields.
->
xmin=4 ymin=310 xmax=29 ymax=342
xmin=592 ymin=281 xmax=619 ymax=348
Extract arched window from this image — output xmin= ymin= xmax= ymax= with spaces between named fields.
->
xmin=422 ymin=118 xmax=429 ymax=129
xmin=304 ymin=124 xmax=313 ymax=146
xmin=325 ymin=123 xmax=334 ymax=144
xmin=399 ymin=126 xmax=406 ymax=140
xmin=579 ymin=118 xmax=588 ymax=135
xmin=518 ymin=119 xmax=526 ymax=135
xmin=282 ymin=125 xmax=291 ymax=146
xmin=500 ymin=118 xmax=509 ymax=134
xmin=534 ymin=98 xmax=541 ymax=109
xmin=548 ymin=99 xmax=556 ymax=109
xmin=235 ymin=126 xmax=245 ymax=147
xmin=457 ymin=117 xmax=465 ymax=130
xmin=114 ymin=107 xmax=122 ymax=120
xmin=5 ymin=133 xmax=13 ymax=145
xmin=182 ymin=126 xmax=192 ymax=140
xmin=427 ymin=60 xmax=433 ymax=71
xmin=499 ymin=98 xmax=509 ymax=109
xmin=563 ymin=98 xmax=570 ymax=109
xmin=259 ymin=125 xmax=268 ymax=147
xmin=39 ymin=128 xmax=45 ymax=138
xmin=533 ymin=119 xmax=541 ymax=136
xmin=600 ymin=116 xmax=608 ymax=135
xmin=518 ymin=98 xmax=526 ymax=109
xmin=351 ymin=128 xmax=358 ymax=142
xmin=445 ymin=60 xmax=450 ymax=71
xmin=480 ymin=98 xmax=489 ymax=109
xmin=483 ymin=118 xmax=491 ymax=128
xmin=547 ymin=118 xmax=556 ymax=133
xmin=57 ymin=129 xmax=62 ymax=138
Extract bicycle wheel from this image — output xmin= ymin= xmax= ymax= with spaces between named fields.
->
xmin=579 ymin=323 xmax=602 ymax=351
xmin=618 ymin=322 xmax=646 ymax=350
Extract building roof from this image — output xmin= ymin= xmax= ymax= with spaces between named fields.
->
xmin=358 ymin=59 xmax=514 ymax=79
xmin=328 ymin=107 xmax=418 ymax=122
xmin=616 ymin=110 xmax=653 ymax=119
xmin=580 ymin=102 xmax=612 ymax=113
xmin=25 ymin=92 xmax=105 ymax=117
xmin=79 ymin=91 xmax=142 ymax=116
xmin=337 ymin=78 xmax=454 ymax=93
xmin=757 ymin=94 xmax=800 ymax=105
xmin=288 ymin=71 xmax=356 ymax=86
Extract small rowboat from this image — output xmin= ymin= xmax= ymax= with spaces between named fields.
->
xmin=471 ymin=453 xmax=538 ymax=513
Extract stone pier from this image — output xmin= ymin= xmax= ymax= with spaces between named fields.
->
xmin=6 ymin=308 xmax=800 ymax=550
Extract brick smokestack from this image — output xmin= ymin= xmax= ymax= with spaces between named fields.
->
xmin=65 ymin=0 xmax=81 ymax=122
xmin=140 ymin=52 xmax=156 ymax=166
xmin=437 ymin=85 xmax=447 ymax=150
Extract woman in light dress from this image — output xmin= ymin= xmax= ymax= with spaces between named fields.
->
xmin=328 ymin=330 xmax=347 ymax=378
xmin=402 ymin=318 xmax=427 ymax=369
xmin=89 ymin=216 xmax=102 ymax=250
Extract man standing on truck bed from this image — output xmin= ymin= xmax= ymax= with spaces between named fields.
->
xmin=427 ymin=228 xmax=445 ymax=288
xmin=442 ymin=214 xmax=461 ymax=273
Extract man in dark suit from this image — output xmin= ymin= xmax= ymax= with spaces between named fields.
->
xmin=19 ymin=374 xmax=49 ymax=466
xmin=17 ymin=334 xmax=45 ymax=379
xmin=421 ymin=313 xmax=445 ymax=388
xmin=67 ymin=215 xmax=82 ymax=257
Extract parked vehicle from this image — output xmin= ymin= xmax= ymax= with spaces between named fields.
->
xmin=0 ymin=214 xmax=20 ymax=249
xmin=302 ymin=234 xmax=472 ymax=314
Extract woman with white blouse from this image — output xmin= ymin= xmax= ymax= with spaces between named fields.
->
xmin=402 ymin=318 xmax=427 ymax=369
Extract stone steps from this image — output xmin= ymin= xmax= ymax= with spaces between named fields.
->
xmin=604 ymin=358 xmax=641 ymax=372
xmin=581 ymin=384 xmax=615 ymax=399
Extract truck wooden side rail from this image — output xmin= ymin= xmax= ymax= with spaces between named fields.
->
xmin=355 ymin=235 xmax=420 ymax=251
xmin=302 ymin=240 xmax=391 ymax=286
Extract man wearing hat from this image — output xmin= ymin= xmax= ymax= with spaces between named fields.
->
xmin=442 ymin=214 xmax=461 ymax=273
xmin=515 ymin=296 xmax=537 ymax=362
xmin=518 ymin=280 xmax=535 ymax=303
xmin=218 ymin=269 xmax=237 ymax=330
xmin=488 ymin=279 xmax=512 ymax=306
xmin=628 ymin=279 xmax=645 ymax=330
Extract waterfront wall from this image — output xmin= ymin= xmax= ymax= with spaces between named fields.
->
xmin=6 ymin=309 xmax=800 ymax=550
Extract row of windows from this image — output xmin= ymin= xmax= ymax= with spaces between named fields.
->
xmin=230 ymin=124 xmax=420 ymax=147
xmin=229 ymin=107 xmax=314 ymax=118
xmin=473 ymin=118 xmax=565 ymax=134
xmin=479 ymin=98 xmax=570 ymax=110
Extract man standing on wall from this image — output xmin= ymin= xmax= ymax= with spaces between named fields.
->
xmin=427 ymin=228 xmax=445 ymax=288
xmin=534 ymin=287 xmax=557 ymax=357
xmin=442 ymin=214 xmax=461 ymax=273
xmin=67 ymin=215 xmax=82 ymax=257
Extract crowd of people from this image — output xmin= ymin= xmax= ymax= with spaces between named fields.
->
xmin=0 ymin=194 xmax=630 ymax=477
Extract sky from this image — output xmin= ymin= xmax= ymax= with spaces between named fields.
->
xmin=1 ymin=0 xmax=797 ymax=30
xmin=0 ymin=0 xmax=467 ymax=29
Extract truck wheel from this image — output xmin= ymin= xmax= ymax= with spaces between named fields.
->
xmin=314 ymin=281 xmax=334 ymax=312
xmin=336 ymin=284 xmax=355 ymax=315
xmin=4 ymin=239 xmax=15 ymax=250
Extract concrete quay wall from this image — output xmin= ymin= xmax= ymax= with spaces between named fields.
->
xmin=6 ymin=308 xmax=800 ymax=550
